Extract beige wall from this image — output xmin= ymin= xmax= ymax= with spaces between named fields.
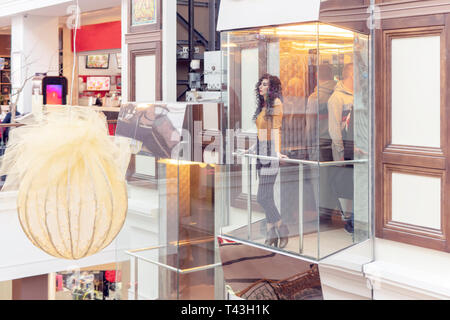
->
xmin=62 ymin=25 xmax=78 ymax=105
xmin=0 ymin=281 xmax=12 ymax=300
xmin=12 ymin=274 xmax=48 ymax=300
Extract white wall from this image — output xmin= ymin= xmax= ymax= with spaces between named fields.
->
xmin=11 ymin=14 xmax=59 ymax=113
xmin=391 ymin=36 xmax=440 ymax=148
xmin=0 ymin=0 xmax=122 ymax=20
xmin=121 ymin=0 xmax=128 ymax=102
xmin=0 ymin=0 xmax=71 ymax=18
xmin=319 ymin=237 xmax=450 ymax=300
xmin=240 ymin=48 xmax=258 ymax=133
xmin=364 ymin=238 xmax=450 ymax=299
xmin=162 ymin=0 xmax=176 ymax=102
xmin=391 ymin=172 xmax=441 ymax=230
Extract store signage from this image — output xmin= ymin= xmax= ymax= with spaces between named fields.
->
xmin=72 ymin=21 xmax=121 ymax=52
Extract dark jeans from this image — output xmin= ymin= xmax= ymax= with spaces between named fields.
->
xmin=329 ymin=165 xmax=354 ymax=221
xmin=0 ymin=142 xmax=5 ymax=182
xmin=256 ymin=139 xmax=281 ymax=224
xmin=257 ymin=171 xmax=281 ymax=224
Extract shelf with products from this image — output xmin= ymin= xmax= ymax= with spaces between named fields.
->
xmin=0 ymin=56 xmax=11 ymax=100
xmin=0 ymin=56 xmax=10 ymax=69
xmin=54 ymin=268 xmax=124 ymax=300
xmin=1 ymin=71 xmax=11 ymax=83
xmin=78 ymin=75 xmax=121 ymax=107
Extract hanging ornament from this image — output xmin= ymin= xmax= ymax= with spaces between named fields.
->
xmin=0 ymin=107 xmax=130 ymax=260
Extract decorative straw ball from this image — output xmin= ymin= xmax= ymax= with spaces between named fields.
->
xmin=4 ymin=108 xmax=129 ymax=260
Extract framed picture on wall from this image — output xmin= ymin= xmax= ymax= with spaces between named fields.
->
xmin=86 ymin=54 xmax=110 ymax=69
xmin=1 ymin=71 xmax=10 ymax=84
xmin=131 ymin=0 xmax=157 ymax=26
xmin=1 ymin=84 xmax=10 ymax=95
xmin=0 ymin=57 xmax=10 ymax=71
xmin=128 ymin=0 xmax=161 ymax=33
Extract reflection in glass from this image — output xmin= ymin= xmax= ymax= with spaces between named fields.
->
xmin=218 ymin=238 xmax=323 ymax=300
xmin=114 ymin=103 xmax=225 ymax=299
xmin=219 ymin=23 xmax=370 ymax=261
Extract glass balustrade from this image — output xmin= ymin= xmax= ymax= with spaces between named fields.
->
xmin=218 ymin=22 xmax=371 ymax=261
xmin=114 ymin=102 xmax=225 ymax=300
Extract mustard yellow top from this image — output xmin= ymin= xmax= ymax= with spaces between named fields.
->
xmin=255 ymin=99 xmax=283 ymax=146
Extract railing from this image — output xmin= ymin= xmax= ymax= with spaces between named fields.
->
xmin=0 ymin=123 xmax=25 ymax=128
xmin=234 ymin=151 xmax=368 ymax=166
xmin=0 ymin=123 xmax=17 ymax=190
xmin=125 ymin=241 xmax=222 ymax=300
xmin=232 ymin=151 xmax=368 ymax=255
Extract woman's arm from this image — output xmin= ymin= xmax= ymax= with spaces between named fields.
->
xmin=273 ymin=128 xmax=282 ymax=154
xmin=272 ymin=99 xmax=287 ymax=158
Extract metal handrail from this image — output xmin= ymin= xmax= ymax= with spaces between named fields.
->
xmin=232 ymin=150 xmax=368 ymax=254
xmin=233 ymin=151 xmax=368 ymax=166
xmin=125 ymin=243 xmax=221 ymax=299
xmin=0 ymin=123 xmax=25 ymax=128
xmin=125 ymin=246 xmax=221 ymax=275
xmin=0 ymin=120 xmax=117 ymax=128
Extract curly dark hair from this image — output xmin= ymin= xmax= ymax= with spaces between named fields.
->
xmin=252 ymin=74 xmax=283 ymax=121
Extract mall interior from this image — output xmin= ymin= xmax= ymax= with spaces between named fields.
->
xmin=0 ymin=0 xmax=450 ymax=300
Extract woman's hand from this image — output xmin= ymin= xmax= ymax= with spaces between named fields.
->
xmin=277 ymin=152 xmax=288 ymax=159
xmin=247 ymin=143 xmax=257 ymax=155
xmin=354 ymin=147 xmax=367 ymax=156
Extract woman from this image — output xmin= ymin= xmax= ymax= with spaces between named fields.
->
xmin=253 ymin=74 xmax=289 ymax=248
xmin=95 ymin=93 xmax=103 ymax=106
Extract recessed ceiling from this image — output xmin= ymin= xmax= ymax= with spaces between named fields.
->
xmin=0 ymin=0 xmax=122 ymax=28
xmin=59 ymin=5 xmax=121 ymax=26
xmin=24 ymin=0 xmax=121 ymax=17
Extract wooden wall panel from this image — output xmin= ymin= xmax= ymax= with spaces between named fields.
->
xmin=0 ymin=35 xmax=10 ymax=56
xmin=375 ymin=8 xmax=450 ymax=252
xmin=12 ymin=274 xmax=48 ymax=300
xmin=125 ymin=0 xmax=163 ymax=186
xmin=126 ymin=0 xmax=163 ymax=101
xmin=128 ymin=41 xmax=162 ymax=102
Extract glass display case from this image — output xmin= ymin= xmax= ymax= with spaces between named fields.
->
xmin=114 ymin=102 xmax=226 ymax=300
xmin=218 ymin=22 xmax=371 ymax=261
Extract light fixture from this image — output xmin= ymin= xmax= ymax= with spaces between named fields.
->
xmin=259 ymin=23 xmax=355 ymax=39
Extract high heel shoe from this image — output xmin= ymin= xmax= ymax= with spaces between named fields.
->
xmin=264 ymin=226 xmax=278 ymax=247
xmin=277 ymin=223 xmax=289 ymax=249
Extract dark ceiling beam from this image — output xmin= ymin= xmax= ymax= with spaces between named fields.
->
xmin=177 ymin=12 xmax=209 ymax=48
xmin=177 ymin=0 xmax=209 ymax=8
